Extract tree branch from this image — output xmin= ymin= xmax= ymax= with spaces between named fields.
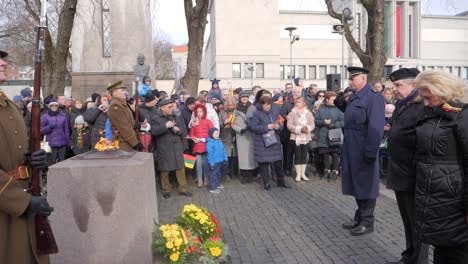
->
xmin=23 ymin=0 xmax=40 ymax=23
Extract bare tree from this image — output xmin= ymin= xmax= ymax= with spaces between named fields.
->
xmin=153 ymin=31 xmax=174 ymax=80
xmin=325 ymin=0 xmax=387 ymax=84
xmin=181 ymin=0 xmax=209 ymax=95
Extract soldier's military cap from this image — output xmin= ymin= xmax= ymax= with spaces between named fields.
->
xmin=158 ymin=98 xmax=174 ymax=107
xmin=347 ymin=66 xmax=369 ymax=79
xmin=107 ymin=80 xmax=127 ymax=93
xmin=389 ymin=68 xmax=420 ymax=82
xmin=0 ymin=50 xmax=8 ymax=59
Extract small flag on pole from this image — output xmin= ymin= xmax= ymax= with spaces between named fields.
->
xmin=183 ymin=154 xmax=197 ymax=169
xmin=227 ymin=114 xmax=236 ymax=124
xmin=277 ymin=115 xmax=285 ymax=126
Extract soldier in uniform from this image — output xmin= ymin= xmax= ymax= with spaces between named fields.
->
xmin=0 ymin=49 xmax=54 ymax=263
xmin=341 ymin=67 xmax=385 ymax=236
xmin=106 ymin=81 xmax=143 ymax=152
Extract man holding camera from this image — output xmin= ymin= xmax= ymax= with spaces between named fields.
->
xmin=107 ymin=81 xmax=143 ymax=152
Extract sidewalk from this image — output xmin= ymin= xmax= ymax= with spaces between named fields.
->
xmin=156 ymin=175 xmax=430 ymax=264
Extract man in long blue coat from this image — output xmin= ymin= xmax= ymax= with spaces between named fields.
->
xmin=341 ymin=67 xmax=385 ymax=236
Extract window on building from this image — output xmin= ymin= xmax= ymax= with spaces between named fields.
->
xmin=280 ymin=65 xmax=285 ymax=80
xmin=244 ymin=63 xmax=253 ymax=78
xmin=287 ymin=65 xmax=295 ymax=79
xmin=356 ymin=13 xmax=361 ymax=45
xmin=436 ymin=66 xmax=443 ymax=70
xmin=319 ymin=65 xmax=327 ymax=79
xmin=446 ymin=66 xmax=452 ymax=73
xmin=232 ymin=63 xmax=241 ymax=78
xmin=256 ymin=63 xmax=264 ymax=78
xmin=463 ymin=67 xmax=468 ymax=79
xmin=455 ymin=66 xmax=461 ymax=77
xmin=330 ymin=65 xmax=337 ymax=74
xmin=422 ymin=66 xmax=426 ymax=71
xmin=297 ymin=65 xmax=306 ymax=79
xmin=102 ymin=0 xmax=112 ymax=57
xmin=309 ymin=65 xmax=316 ymax=80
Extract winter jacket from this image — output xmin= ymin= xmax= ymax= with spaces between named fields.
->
xmin=414 ymin=102 xmax=468 ymax=247
xmin=71 ymin=127 xmax=91 ymax=155
xmin=218 ymin=110 xmax=236 ymax=157
xmin=189 ymin=103 xmax=219 ymax=130
xmin=231 ymin=105 xmax=257 ymax=170
xmin=386 ymin=95 xmax=425 ymax=191
xmin=69 ymin=106 xmax=86 ymax=128
xmin=138 ymin=84 xmax=152 ymax=98
xmin=287 ymin=107 xmax=315 ymax=144
xmin=179 ymin=103 xmax=193 ymax=129
xmin=315 ymin=103 xmax=345 ymax=148
xmin=40 ymin=110 xmax=70 ymax=147
xmin=206 ymin=138 xmax=228 ymax=166
xmin=250 ymin=104 xmax=283 ymax=163
xmin=190 ymin=104 xmax=213 ymax=154
xmin=84 ymin=106 xmax=108 ymax=149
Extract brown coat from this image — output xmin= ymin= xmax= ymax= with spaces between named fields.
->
xmin=0 ymin=90 xmax=48 ymax=264
xmin=107 ymin=97 xmax=138 ymax=151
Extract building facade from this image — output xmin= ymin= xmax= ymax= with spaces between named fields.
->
xmin=202 ymin=0 xmax=468 ymax=90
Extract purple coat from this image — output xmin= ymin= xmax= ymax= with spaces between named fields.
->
xmin=40 ymin=111 xmax=70 ymax=147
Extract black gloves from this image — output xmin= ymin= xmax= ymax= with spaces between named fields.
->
xmin=26 ymin=149 xmax=48 ymax=170
xmin=134 ymin=123 xmax=142 ymax=131
xmin=27 ymin=196 xmax=54 ymax=216
xmin=133 ymin=142 xmax=144 ymax=151
xmin=240 ymin=128 xmax=247 ymax=135
xmin=365 ymin=157 xmax=376 ymax=164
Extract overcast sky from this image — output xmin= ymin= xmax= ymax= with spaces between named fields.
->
xmin=153 ymin=0 xmax=468 ymax=45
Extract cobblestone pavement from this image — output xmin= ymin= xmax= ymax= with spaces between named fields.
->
xmin=157 ymin=173 xmax=433 ymax=264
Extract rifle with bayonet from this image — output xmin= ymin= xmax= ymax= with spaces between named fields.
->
xmin=30 ymin=1 xmax=59 ymax=255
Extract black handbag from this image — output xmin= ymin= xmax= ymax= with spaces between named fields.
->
xmin=262 ymin=130 xmax=278 ymax=147
xmin=328 ymin=128 xmax=343 ymax=146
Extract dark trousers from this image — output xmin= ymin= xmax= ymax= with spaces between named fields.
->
xmin=293 ymin=142 xmax=308 ymax=164
xmin=354 ymin=198 xmax=376 ymax=226
xmin=259 ymin=160 xmax=284 ymax=184
xmin=48 ymin=146 xmax=67 ymax=165
xmin=283 ymin=139 xmax=294 ymax=172
xmin=395 ymin=191 xmax=429 ymax=264
xmin=208 ymin=163 xmax=223 ymax=191
xmin=323 ymin=152 xmax=340 ymax=171
xmin=434 ymin=244 xmax=468 ymax=264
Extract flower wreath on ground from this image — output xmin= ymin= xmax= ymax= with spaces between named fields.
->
xmin=153 ymin=204 xmax=230 ymax=264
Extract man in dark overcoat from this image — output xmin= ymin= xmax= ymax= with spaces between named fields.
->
xmin=386 ymin=68 xmax=428 ymax=264
xmin=0 ymin=49 xmax=53 ymax=263
xmin=341 ymin=67 xmax=385 ymax=236
xmin=149 ymin=99 xmax=192 ymax=199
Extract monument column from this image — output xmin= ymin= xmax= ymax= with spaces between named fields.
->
xmin=71 ymin=0 xmax=154 ymax=99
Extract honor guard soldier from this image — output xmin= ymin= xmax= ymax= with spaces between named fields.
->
xmin=0 ymin=49 xmax=53 ymax=263
xmin=107 ymin=81 xmax=143 ymax=152
xmin=341 ymin=66 xmax=385 ymax=236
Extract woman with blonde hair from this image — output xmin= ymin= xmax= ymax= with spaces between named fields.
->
xmin=219 ymin=96 xmax=238 ymax=177
xmin=414 ymin=70 xmax=468 ymax=263
xmin=287 ymin=96 xmax=315 ymax=182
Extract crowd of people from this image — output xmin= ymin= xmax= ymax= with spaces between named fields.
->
xmin=2 ymin=42 xmax=468 ymax=263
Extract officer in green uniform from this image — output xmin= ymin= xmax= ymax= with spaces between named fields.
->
xmin=0 ymin=49 xmax=53 ymax=263
xmin=106 ymin=81 xmax=143 ymax=152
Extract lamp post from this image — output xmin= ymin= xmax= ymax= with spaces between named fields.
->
xmin=341 ymin=4 xmax=352 ymax=90
xmin=247 ymin=65 xmax=254 ymax=88
xmin=284 ymin=27 xmax=299 ymax=85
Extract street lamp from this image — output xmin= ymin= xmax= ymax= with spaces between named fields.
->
xmin=284 ymin=27 xmax=299 ymax=84
xmin=247 ymin=65 xmax=254 ymax=88
xmin=341 ymin=4 xmax=352 ymax=90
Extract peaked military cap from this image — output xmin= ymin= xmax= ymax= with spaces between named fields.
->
xmin=0 ymin=50 xmax=8 ymax=59
xmin=389 ymin=68 xmax=420 ymax=82
xmin=107 ymin=80 xmax=127 ymax=93
xmin=347 ymin=66 xmax=369 ymax=79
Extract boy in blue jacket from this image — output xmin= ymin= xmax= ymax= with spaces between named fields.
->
xmin=206 ymin=128 xmax=228 ymax=194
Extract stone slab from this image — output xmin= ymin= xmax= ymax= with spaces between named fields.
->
xmin=48 ymin=152 xmax=158 ymax=264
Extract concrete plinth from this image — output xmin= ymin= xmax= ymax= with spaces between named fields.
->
xmin=48 ymin=152 xmax=158 ymax=264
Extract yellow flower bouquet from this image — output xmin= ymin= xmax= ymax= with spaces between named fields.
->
xmin=177 ymin=204 xmax=218 ymax=241
xmin=152 ymin=223 xmax=199 ymax=263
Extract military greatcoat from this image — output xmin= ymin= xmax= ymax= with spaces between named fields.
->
xmin=341 ymin=84 xmax=385 ymax=199
xmin=0 ymin=90 xmax=49 ymax=264
xmin=107 ymin=97 xmax=138 ymax=151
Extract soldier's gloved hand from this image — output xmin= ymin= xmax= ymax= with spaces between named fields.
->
xmin=133 ymin=142 xmax=144 ymax=151
xmin=365 ymin=157 xmax=376 ymax=164
xmin=27 ymin=196 xmax=54 ymax=216
xmin=48 ymin=123 xmax=56 ymax=129
xmin=30 ymin=149 xmax=47 ymax=169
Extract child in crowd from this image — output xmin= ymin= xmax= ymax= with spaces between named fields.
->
xmin=206 ymin=128 xmax=228 ymax=194
xmin=380 ymin=103 xmax=395 ymax=184
xmin=71 ymin=115 xmax=90 ymax=155
xmin=189 ymin=104 xmax=213 ymax=187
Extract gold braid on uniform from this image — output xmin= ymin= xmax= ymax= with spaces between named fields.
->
xmin=0 ymin=176 xmax=14 ymax=195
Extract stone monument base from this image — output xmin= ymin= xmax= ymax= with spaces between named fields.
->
xmin=72 ymin=71 xmax=135 ymax=100
xmin=48 ymin=152 xmax=158 ymax=264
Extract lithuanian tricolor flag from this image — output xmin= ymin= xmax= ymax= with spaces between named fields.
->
xmin=183 ymin=154 xmax=197 ymax=169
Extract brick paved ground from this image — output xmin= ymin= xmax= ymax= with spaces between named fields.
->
xmin=156 ymin=173 xmax=433 ymax=264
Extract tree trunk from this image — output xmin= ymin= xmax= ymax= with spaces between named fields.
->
xmin=325 ymin=0 xmax=387 ymax=85
xmin=180 ymin=0 xmax=209 ymax=96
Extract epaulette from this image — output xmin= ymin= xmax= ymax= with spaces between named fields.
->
xmin=0 ymin=90 xmax=8 ymax=107
xmin=442 ymin=103 xmax=462 ymax=113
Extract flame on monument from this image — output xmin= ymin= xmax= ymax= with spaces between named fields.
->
xmin=95 ymin=118 xmax=119 ymax=151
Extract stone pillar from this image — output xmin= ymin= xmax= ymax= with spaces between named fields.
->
xmin=48 ymin=152 xmax=158 ymax=264
xmin=401 ymin=1 xmax=410 ymax=58
xmin=414 ymin=1 xmax=421 ymax=59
